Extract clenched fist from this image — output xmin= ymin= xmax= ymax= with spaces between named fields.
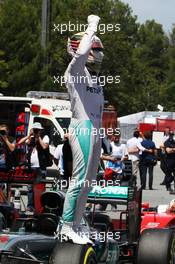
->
xmin=88 ymin=15 xmax=100 ymax=26
xmin=87 ymin=15 xmax=100 ymax=32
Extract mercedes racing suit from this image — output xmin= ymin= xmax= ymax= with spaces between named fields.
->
xmin=62 ymin=28 xmax=104 ymax=228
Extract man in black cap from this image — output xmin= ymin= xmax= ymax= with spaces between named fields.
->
xmin=164 ymin=131 xmax=175 ymax=191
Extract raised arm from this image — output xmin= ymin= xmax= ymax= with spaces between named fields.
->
xmin=67 ymin=15 xmax=100 ymax=75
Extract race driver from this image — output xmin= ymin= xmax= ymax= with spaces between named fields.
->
xmin=56 ymin=15 xmax=104 ymax=244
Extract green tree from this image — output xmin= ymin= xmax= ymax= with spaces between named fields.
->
xmin=0 ymin=0 xmax=173 ymax=116
xmin=0 ymin=0 xmax=42 ymax=95
xmin=162 ymin=25 xmax=175 ymax=110
xmin=0 ymin=50 xmax=8 ymax=90
xmin=131 ymin=20 xmax=169 ymax=112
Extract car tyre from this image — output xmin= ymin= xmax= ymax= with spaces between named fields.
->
xmin=137 ymin=228 xmax=175 ymax=264
xmin=49 ymin=242 xmax=97 ymax=264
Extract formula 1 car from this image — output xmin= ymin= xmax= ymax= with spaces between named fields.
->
xmin=0 ymin=160 xmax=133 ymax=264
xmin=0 ymin=189 xmax=120 ymax=264
xmin=0 ymin=184 xmax=140 ymax=264
xmin=0 ymin=161 xmax=174 ymax=264
xmin=136 ymin=201 xmax=175 ymax=264
xmin=87 ymin=184 xmax=175 ymax=264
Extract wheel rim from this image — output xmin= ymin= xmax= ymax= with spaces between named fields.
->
xmin=83 ymin=247 xmax=96 ymax=264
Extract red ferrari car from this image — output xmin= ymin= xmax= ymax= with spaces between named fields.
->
xmin=141 ymin=201 xmax=175 ymax=231
xmin=137 ymin=200 xmax=175 ymax=264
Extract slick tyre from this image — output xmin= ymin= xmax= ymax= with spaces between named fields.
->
xmin=137 ymin=228 xmax=175 ymax=264
xmin=49 ymin=242 xmax=97 ymax=264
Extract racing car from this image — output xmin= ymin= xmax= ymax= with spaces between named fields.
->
xmin=0 ymin=160 xmax=133 ymax=264
xmin=0 ymin=182 xmax=139 ymax=264
xmin=136 ymin=200 xmax=175 ymax=264
xmin=0 ymin=162 xmax=174 ymax=264
xmin=0 ymin=189 xmax=120 ymax=264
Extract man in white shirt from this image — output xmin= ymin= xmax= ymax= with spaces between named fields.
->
xmin=127 ymin=130 xmax=152 ymax=184
xmin=102 ymin=131 xmax=128 ymax=175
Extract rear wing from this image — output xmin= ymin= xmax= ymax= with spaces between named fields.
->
xmin=88 ymin=186 xmax=128 ymax=204
xmin=88 ymin=185 xmax=142 ymax=243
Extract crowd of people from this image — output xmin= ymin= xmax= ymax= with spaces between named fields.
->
xmin=1 ymin=121 xmax=175 ymax=242
xmin=0 ymin=122 xmax=52 ymax=211
xmin=0 ymin=123 xmax=175 ymax=191
xmin=0 ymin=122 xmax=175 ymax=201
xmin=101 ymin=127 xmax=175 ymax=192
xmin=101 ymin=129 xmax=156 ymax=189
xmin=51 ymin=126 xmax=175 ymax=193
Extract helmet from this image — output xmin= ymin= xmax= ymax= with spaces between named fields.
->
xmin=67 ymin=32 xmax=104 ymax=73
xmin=68 ymin=32 xmax=85 ymax=54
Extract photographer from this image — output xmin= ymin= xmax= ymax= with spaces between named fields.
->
xmin=18 ymin=122 xmax=51 ymax=211
xmin=0 ymin=124 xmax=15 ymax=169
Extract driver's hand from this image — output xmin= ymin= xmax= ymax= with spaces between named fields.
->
xmin=88 ymin=15 xmax=100 ymax=26
xmin=87 ymin=15 xmax=100 ymax=31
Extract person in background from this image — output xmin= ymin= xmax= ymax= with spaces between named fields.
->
xmin=163 ymin=127 xmax=171 ymax=142
xmin=102 ymin=134 xmax=112 ymax=155
xmin=54 ymin=134 xmax=73 ymax=189
xmin=102 ymin=130 xmax=128 ymax=176
xmin=0 ymin=124 xmax=16 ymax=169
xmin=127 ymin=130 xmax=153 ymax=185
xmin=139 ymin=131 xmax=157 ymax=190
xmin=18 ymin=122 xmax=50 ymax=211
xmin=0 ymin=124 xmax=16 ymax=191
xmin=164 ymin=131 xmax=175 ymax=191
xmin=159 ymin=127 xmax=170 ymax=185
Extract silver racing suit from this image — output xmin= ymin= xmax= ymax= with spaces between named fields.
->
xmin=62 ymin=24 xmax=104 ymax=228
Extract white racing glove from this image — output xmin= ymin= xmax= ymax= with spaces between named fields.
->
xmin=87 ymin=14 xmax=100 ymax=32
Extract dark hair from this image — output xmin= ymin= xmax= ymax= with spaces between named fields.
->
xmin=144 ymin=131 xmax=152 ymax=140
xmin=133 ymin=131 xmax=140 ymax=138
